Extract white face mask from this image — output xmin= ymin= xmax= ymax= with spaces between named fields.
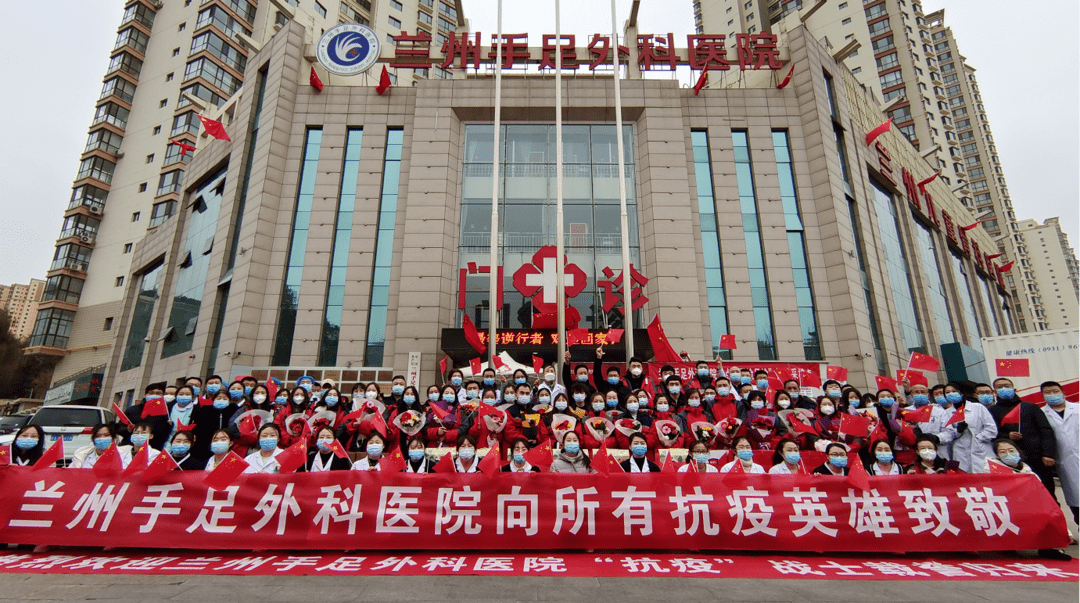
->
xmin=820 ymin=405 xmax=835 ymax=415
xmin=918 ymin=448 xmax=937 ymax=461
xmin=544 ymin=372 xmax=556 ymax=382
xmin=777 ymin=400 xmax=791 ymax=409
xmin=365 ymin=391 xmax=378 ymax=400
xmin=630 ymin=367 xmax=642 ymax=377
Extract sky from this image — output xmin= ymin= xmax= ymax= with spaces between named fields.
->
xmin=0 ymin=0 xmax=1076 ymax=286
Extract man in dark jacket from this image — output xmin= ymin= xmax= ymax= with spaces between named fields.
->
xmin=122 ymin=382 xmax=173 ymax=450
xmin=990 ymin=377 xmax=1058 ymax=496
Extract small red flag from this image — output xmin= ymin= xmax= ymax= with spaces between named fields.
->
xmin=380 ymin=448 xmax=407 ymax=473
xmin=944 ymin=407 xmax=966 ymax=427
xmin=826 ymin=366 xmax=848 ymax=381
xmin=326 ymin=439 xmax=350 ymax=460
xmin=376 ymin=65 xmax=392 ymax=95
xmin=987 ymin=459 xmax=1016 ymax=475
xmin=370 ymin=410 xmax=389 ymax=439
xmin=92 ymin=445 xmax=123 ymax=478
xmin=428 ymin=402 xmax=450 ymax=423
xmin=839 ymin=413 xmax=872 ymax=438
xmin=693 ymin=66 xmax=708 ymax=95
xmin=605 ymin=328 xmax=624 ymax=343
xmin=169 ymin=140 xmax=197 ymax=157
xmin=995 ymin=358 xmax=1030 ymax=377
xmin=203 ymin=452 xmax=249 ymax=490
xmin=908 ymin=352 xmax=940 ymax=372
xmin=646 ymin=314 xmax=681 ymax=362
xmin=176 ymin=421 xmax=196 ymax=432
xmin=0 ymin=447 xmax=9 ymax=466
xmin=462 ymin=314 xmax=486 ymax=354
xmin=901 ymin=405 xmax=934 ymax=423
xmin=799 ymin=367 xmax=822 ymax=388
xmin=523 ymin=441 xmax=554 ymax=469
xmin=865 ymin=117 xmax=892 ymax=145
xmin=985 ymin=252 xmax=1005 ymax=260
xmin=141 ymin=397 xmax=169 ymax=418
xmin=112 ymin=403 xmax=132 ymax=427
xmin=719 ymin=334 xmax=737 ymax=350
xmin=122 ymin=446 xmax=149 ymax=477
xmin=197 ymin=114 xmax=231 ymax=141
xmin=661 ymin=456 xmax=681 ymax=473
xmin=846 ymin=455 xmax=872 ymax=492
xmin=776 ymin=64 xmax=795 ymax=89
xmin=917 ymin=173 xmax=939 ymax=188
xmin=470 ymin=356 xmax=483 ymax=376
xmin=787 ymin=417 xmax=819 ymax=436
xmin=591 ymin=443 xmax=622 ymax=475
xmin=960 ymin=222 xmax=980 ymax=231
xmin=568 ymin=328 xmax=590 ymax=346
xmin=477 ymin=448 xmax=501 ymax=473
xmin=897 ymin=369 xmax=929 ymax=387
xmin=532 ymin=355 xmax=544 ymax=375
xmin=309 ymin=66 xmax=323 ymax=91
xmin=997 ymin=261 xmax=1015 ymax=273
xmin=1000 ymin=403 xmax=1021 ymax=426
xmin=875 ymin=375 xmax=898 ymax=391
xmin=722 ymin=456 xmax=745 ymax=482
xmin=439 ymin=355 xmax=449 ymax=377
xmin=141 ymin=451 xmax=180 ymax=482
xmin=768 ymin=375 xmax=785 ymax=391
xmin=275 ymin=440 xmax=307 ymax=474
xmin=33 ymin=439 xmax=63 ymax=471
xmin=433 ymin=451 xmax=456 ymax=473
xmin=238 ymin=414 xmax=257 ymax=436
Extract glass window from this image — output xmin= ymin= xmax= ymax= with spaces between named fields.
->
xmin=41 ymin=275 xmax=85 ymax=305
xmin=868 ymin=18 xmax=890 ymax=36
xmin=692 ymin=131 xmax=730 ymax=359
xmin=733 ymin=131 xmax=776 ymax=359
xmin=365 ymin=129 xmax=404 ymax=366
xmin=121 ymin=263 xmax=164 ymax=371
xmin=178 ymin=83 xmax=227 ymax=109
xmin=913 ymin=222 xmax=955 ymax=345
xmin=870 ymin=181 xmax=925 ymax=354
xmin=273 ymin=128 xmax=323 ymax=365
xmin=149 ymin=199 xmax=177 ymax=226
xmin=879 ymin=70 xmax=903 ymax=89
xmin=315 ymin=1 xmax=328 ymax=17
xmin=107 ymin=52 xmax=143 ymax=78
xmin=85 ymin=129 xmax=124 ymax=155
xmin=319 ymin=128 xmax=364 ymax=366
xmin=121 ymin=2 xmax=156 ymax=28
xmin=156 ymin=170 xmax=184 ymax=196
xmin=50 ymin=244 xmax=92 ymax=272
xmin=184 ymin=58 xmax=242 ymax=95
xmin=76 ymin=157 xmax=116 ymax=184
xmin=979 ymin=276 xmax=1001 ymax=337
xmin=28 ymin=309 xmax=76 ymax=349
xmin=190 ymin=31 xmax=247 ymax=72
xmin=92 ymin=102 xmax=130 ymax=129
xmin=114 ymin=27 xmax=149 ymax=54
xmin=948 ymin=252 xmax=982 ymax=351
xmin=171 ymin=111 xmax=201 ymax=137
xmin=100 ymin=76 xmax=137 ymax=103
xmin=196 ymin=6 xmax=253 ymax=37
xmin=875 ymin=52 xmax=899 ymax=70
xmin=871 ymin=35 xmax=895 ymax=53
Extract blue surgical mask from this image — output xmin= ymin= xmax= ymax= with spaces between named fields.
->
xmin=93 ymin=437 xmax=112 ymax=450
xmin=443 ymin=393 xmax=456 ymax=403
xmin=366 ymin=444 xmax=383 ymax=457
xmin=912 ymin=394 xmax=929 ymax=405
xmin=750 ymin=400 xmax=764 ymax=410
xmin=737 ymin=449 xmax=754 ymax=461
xmin=829 ymin=455 xmax=848 ymax=468
xmin=403 ymin=395 xmax=416 ymax=405
xmin=513 ymin=453 xmax=525 ymax=464
xmin=698 ymin=368 xmax=710 ymax=377
xmin=946 ymin=392 xmax=963 ymax=404
xmin=458 ymin=448 xmax=475 ymax=461
xmin=717 ymin=387 xmax=730 ymax=396
xmin=324 ymin=396 xmax=339 ymax=407
xmin=740 ymin=376 xmax=752 ymax=385
xmin=428 ymin=393 xmax=440 ymax=402
xmin=704 ymin=394 xmax=716 ymax=403
xmin=656 ymin=403 xmax=670 ymax=413
xmin=996 ymin=388 xmax=1014 ymax=399
xmin=315 ymin=438 xmax=334 ymax=452
xmin=518 ymin=395 xmax=531 ymax=405
xmin=170 ymin=443 xmax=190 ymax=457
xmin=878 ymin=397 xmax=895 ymax=408
xmin=573 ymin=393 xmax=586 ymax=403
xmin=299 ymin=382 xmax=313 ymax=392
xmin=876 ymin=452 xmax=894 ymax=464
xmin=211 ymin=441 xmax=230 ymax=455
xmin=451 ymin=377 xmax=462 ymax=386
xmin=827 ymin=389 xmax=842 ymax=399
xmin=1000 ymin=452 xmax=1021 ymax=466
xmin=1046 ymin=393 xmax=1066 ymax=406
xmin=206 ymin=384 xmax=221 ymax=395
xmin=130 ymin=433 xmax=149 ymax=447
xmin=14 ymin=437 xmax=38 ymax=450
xmin=228 ymin=389 xmax=244 ymax=400
xmin=757 ymin=380 xmax=769 ymax=390
xmin=259 ymin=438 xmax=278 ymax=451
xmin=607 ymin=376 xmax=619 ymax=385
xmin=483 ymin=378 xmax=495 ymax=387
xmin=694 ymin=453 xmax=711 ymax=464
xmin=555 ymin=400 xmax=568 ymax=411
xmin=176 ymin=395 xmax=193 ymax=406
xmin=577 ymin=374 xmax=589 ymax=382
xmin=978 ymin=393 xmax=995 ymax=405
xmin=849 ymin=399 xmax=861 ymax=409
xmin=688 ymin=399 xmax=702 ymax=408
xmin=626 ymin=402 xmax=639 ymax=413
xmin=274 ymin=396 xmax=288 ymax=405
xmin=563 ymin=442 xmax=580 ymax=455
xmin=631 ymin=444 xmax=647 ymax=458
xmin=668 ymin=385 xmax=681 ymax=395
xmin=784 ymin=451 xmax=801 ymax=465
xmin=932 ymin=396 xmax=946 ymax=406
xmin=466 ymin=390 xmax=479 ymax=399
xmin=190 ymin=386 xmax=201 ymax=397
xmin=605 ymin=399 xmax=617 ymax=408
xmin=515 ymin=377 xmax=527 ymax=385
xmin=504 ymin=394 xmax=516 ymax=404
xmin=409 ymin=449 xmax=425 ymax=461
xmin=539 ymin=395 xmax=552 ymax=404
xmin=592 ymin=402 xmax=605 ymax=412
xmin=392 ymin=385 xmax=405 ymax=396
xmin=212 ymin=398 xmax=229 ymax=410
xmin=244 ymin=386 xmax=253 ymax=396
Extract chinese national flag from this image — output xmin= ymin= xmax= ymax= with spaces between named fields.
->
xmin=275 ymin=441 xmax=308 ymax=474
xmin=997 ymin=261 xmax=1015 ymax=273
xmin=875 ymin=375 xmax=898 ymax=392
xmin=826 ymin=366 xmax=848 ymax=381
xmin=492 ymin=355 xmax=508 ymax=370
xmin=960 ymin=222 xmax=980 ymax=231
xmin=722 ymin=456 xmax=745 ymax=482
xmin=1000 ymin=404 xmax=1021 ymax=427
xmin=944 ymin=407 xmax=966 ymax=427
xmin=469 ymin=356 xmax=483 ymax=376
xmin=865 ymin=117 xmax=892 ymax=145
xmin=326 ymin=439 xmax=349 ymax=460
xmin=901 ymin=405 xmax=933 ymax=423
xmin=987 ymin=459 xmax=1016 ymax=475
xmin=197 ymin=115 xmax=231 ymax=141
xmin=897 ymin=369 xmax=928 ymax=387
xmin=33 ymin=439 xmax=63 ymax=471
xmin=532 ymin=355 xmax=544 ymax=375
xmin=309 ymin=66 xmax=323 ymax=91
xmin=799 ymin=367 xmax=822 ymax=388
xmin=917 ymin=172 xmax=939 ymax=188
xmin=141 ymin=397 xmax=169 ymax=418
xmin=591 ymin=443 xmax=623 ymax=475
xmin=370 ymin=410 xmax=389 ymax=439
xmin=112 ymin=403 xmax=132 ymax=427
xmin=380 ymin=448 xmax=407 ymax=473
xmin=719 ymin=334 xmax=737 ymax=350
xmin=477 ymin=448 xmax=501 ymax=473
xmin=376 ymin=65 xmax=392 ymax=95
xmin=439 ymin=355 xmax=449 ymax=376
xmin=141 ymin=451 xmax=180 ymax=483
xmin=462 ymin=314 xmax=486 ymax=354
xmin=122 ymin=445 xmax=149 ymax=477
xmin=839 ymin=413 xmax=872 ymax=438
xmin=995 ymin=358 xmax=1030 ymax=377
xmin=661 ymin=456 xmax=681 ymax=473
xmin=238 ymin=414 xmax=258 ymax=436
xmin=787 ymin=418 xmax=819 ymax=437
xmin=605 ymin=328 xmax=624 ymax=343
xmin=776 ymin=64 xmax=795 ymax=89
xmin=428 ymin=402 xmax=450 ymax=423
xmin=693 ymin=66 xmax=708 ymax=95
xmin=646 ymin=314 xmax=681 ymax=363
xmin=846 ymin=456 xmax=872 ymax=492
xmin=92 ymin=445 xmax=123 ymax=478
xmin=0 ymin=447 xmax=9 ymax=466
xmin=169 ymin=140 xmax=197 ymax=157
xmin=433 ymin=451 xmax=456 ymax=473
xmin=568 ymin=328 xmax=589 ymax=346
xmin=908 ymin=352 xmax=940 ymax=372
xmin=203 ymin=452 xmax=249 ymax=490
xmin=523 ymin=441 xmax=554 ymax=470
xmin=767 ymin=375 xmax=785 ymax=391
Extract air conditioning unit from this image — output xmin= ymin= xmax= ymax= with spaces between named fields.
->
xmin=79 ymin=235 xmax=94 ymax=244
xmin=114 ymin=150 xmax=125 ymax=159
xmin=89 ymin=206 xmax=103 ymax=215
xmin=153 ymin=1 xmax=163 ymax=8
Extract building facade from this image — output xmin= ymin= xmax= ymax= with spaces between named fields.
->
xmin=695 ymin=1 xmax=1074 ymax=334
xmin=80 ymin=21 xmax=1013 ymax=405
xmin=1015 ymin=218 xmax=1080 ymax=331
xmin=0 ymin=280 xmax=45 ymax=341
xmin=27 ymin=0 xmax=467 ymax=387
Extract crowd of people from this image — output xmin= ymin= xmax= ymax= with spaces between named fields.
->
xmin=7 ymin=349 xmax=1076 ymax=556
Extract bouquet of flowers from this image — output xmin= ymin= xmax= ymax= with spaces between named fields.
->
xmin=750 ymin=415 xmax=775 ymax=439
xmin=615 ymin=418 xmax=642 ymax=438
xmin=690 ymin=421 xmax=716 ymax=444
xmin=654 ymin=419 xmax=682 ymax=447
xmin=285 ymin=413 xmax=311 ymax=439
xmin=393 ymin=409 xmax=427 ymax=436
xmin=584 ymin=417 xmax=615 ymax=443
xmin=306 ymin=410 xmax=338 ymax=433
xmin=715 ymin=417 xmax=744 ymax=443
xmin=551 ymin=414 xmax=577 ymax=443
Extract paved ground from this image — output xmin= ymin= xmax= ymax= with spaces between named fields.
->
xmin=0 ymin=573 xmax=1076 ymax=602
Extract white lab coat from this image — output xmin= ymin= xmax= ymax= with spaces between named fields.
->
xmin=918 ymin=405 xmax=956 ymax=460
xmin=945 ymin=402 xmax=997 ymax=473
xmin=1042 ymin=403 xmax=1078 ymax=507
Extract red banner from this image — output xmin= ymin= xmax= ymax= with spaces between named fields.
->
xmin=645 ymin=362 xmax=823 ymax=390
xmin=0 ymin=467 xmax=1066 ymax=552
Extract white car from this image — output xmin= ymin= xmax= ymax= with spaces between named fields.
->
xmin=0 ymin=405 xmax=116 ymax=465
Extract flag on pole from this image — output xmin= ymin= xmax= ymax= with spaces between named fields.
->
xmin=169 ymin=140 xmax=197 ymax=157
xmin=605 ymin=328 xmax=624 ymax=343
xmin=839 ymin=413 xmax=872 ymax=438
xmin=693 ymin=67 xmax=709 ymax=95
xmin=865 ymin=117 xmax=892 ymax=145
xmin=776 ymin=64 xmax=795 ymax=89
xmin=33 ymin=439 xmax=63 ymax=471
xmin=995 ymin=358 xmax=1029 ymax=377
xmin=469 ymin=356 xmax=483 ymax=376
xmin=439 ymin=355 xmax=449 ymax=377
xmin=719 ymin=334 xmax=737 ymax=350
xmin=275 ymin=441 xmax=308 ymax=474
xmin=204 ymin=452 xmax=249 ymax=490
xmin=1000 ymin=403 xmax=1022 ymax=426
xmin=197 ymin=115 xmax=231 ymax=141
xmin=997 ymin=261 xmax=1015 ymax=272
xmin=908 ymin=352 xmax=940 ymax=372
xmin=122 ymin=446 xmax=149 ymax=477
xmin=141 ymin=450 xmax=181 ymax=482
xmin=826 ymin=366 xmax=848 ymax=381
xmin=92 ymin=445 xmax=123 ymax=478
xmin=985 ymin=252 xmax=1005 ymax=260
xmin=477 ymin=448 xmax=501 ymax=473
xmin=875 ymin=375 xmax=898 ymax=391
xmin=462 ymin=314 xmax=486 ymax=354
xmin=646 ymin=314 xmax=681 ymax=362
xmin=380 ymin=448 xmax=407 ymax=473
xmin=944 ymin=407 xmax=966 ymax=427
xmin=960 ymin=222 xmax=981 ymax=231
xmin=433 ymin=451 xmax=456 ymax=473
xmin=309 ymin=66 xmax=323 ymax=91
xmin=532 ymin=355 xmax=544 ymax=375
xmin=523 ymin=441 xmax=554 ymax=470
xmin=376 ymin=65 xmax=392 ymax=95
xmin=846 ymin=456 xmax=872 ymax=492
xmin=901 ymin=405 xmax=934 ymax=423
xmin=917 ymin=173 xmax=939 ymax=188
xmin=112 ymin=403 xmax=132 ymax=427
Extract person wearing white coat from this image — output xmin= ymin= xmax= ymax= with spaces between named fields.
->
xmin=1040 ymin=383 xmax=1078 ymax=525
xmin=944 ymin=398 xmax=997 ymax=473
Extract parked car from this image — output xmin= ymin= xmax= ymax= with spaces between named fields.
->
xmin=0 ymin=413 xmax=32 ymax=436
xmin=0 ymin=405 xmax=116 ymax=465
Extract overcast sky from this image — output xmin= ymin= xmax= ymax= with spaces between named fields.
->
xmin=0 ymin=0 xmax=1075 ymax=286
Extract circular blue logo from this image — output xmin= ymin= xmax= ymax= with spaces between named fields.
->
xmin=317 ymin=24 xmax=381 ymax=76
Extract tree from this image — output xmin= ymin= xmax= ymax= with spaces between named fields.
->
xmin=0 ymin=310 xmax=55 ymax=399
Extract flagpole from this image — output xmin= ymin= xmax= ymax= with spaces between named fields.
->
xmin=611 ymin=0 xmax=635 ymax=364
xmin=487 ymin=0 xmax=504 ymax=370
xmin=554 ymin=0 xmax=567 ymax=377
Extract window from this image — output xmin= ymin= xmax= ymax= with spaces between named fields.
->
xmin=131 ymin=212 xmax=140 ymax=222
xmin=28 ymin=308 xmax=76 ymax=349
xmin=319 ymin=129 xmax=364 ymax=365
xmin=876 ymin=52 xmax=899 ymax=70
xmin=146 ymin=153 xmax=154 ymax=164
xmin=315 ymin=1 xmax=327 ymax=17
xmin=139 ymin=183 xmax=147 ymax=192
xmin=418 ymin=11 xmax=432 ymax=25
xmin=190 ymin=31 xmax=248 ymax=72
xmin=92 ymin=102 xmax=130 ymax=130
xmin=104 ymin=317 xmax=114 ymax=331
xmin=865 ymin=3 xmax=886 ymax=19
xmin=100 ymin=76 xmax=137 ymax=103
xmin=868 ymin=18 xmax=890 ymax=37
xmin=51 ymin=244 xmax=92 ymax=273
xmin=364 ymin=129 xmax=406 ymax=366
xmin=115 ymin=276 xmax=125 ymax=287
xmin=389 ymin=16 xmax=401 ymax=28
xmin=84 ymin=129 xmax=123 ymax=155
xmin=691 ymin=131 xmax=730 ymax=360
xmin=156 ymin=170 xmax=184 ymax=196
xmin=438 ymin=16 xmax=454 ymax=30
xmin=184 ymin=58 xmax=243 ymax=95
xmin=149 ymin=200 xmax=177 ymax=226
xmin=196 ymin=5 xmax=253 ymax=38
xmin=870 ymin=181 xmax=925 ymax=353
xmin=114 ymin=27 xmax=149 ymax=54
xmin=42 ymin=275 xmax=85 ymax=305
xmin=747 ymin=13 xmax=755 ymax=22
xmin=107 ymin=52 xmax=143 ymax=78
xmin=76 ymin=157 xmax=116 ymax=184
xmin=178 ymin=22 xmax=186 ymax=31
xmin=121 ymin=263 xmax=164 ymax=371
xmin=166 ymin=72 xmax=173 ymax=81
xmin=871 ymin=35 xmax=895 ymax=53
xmin=390 ymin=0 xmax=403 ymax=9
xmin=842 ymin=17 xmax=851 ymax=25
xmin=732 ymin=131 xmax=776 ymax=360
xmin=879 ymin=70 xmax=903 ymax=89
xmin=159 ymin=98 xmax=168 ymax=108
xmin=913 ymin=223 xmax=955 ymax=344
xmin=124 ymin=243 xmax=133 ymax=253
xmin=121 ymin=3 xmax=155 ymax=28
